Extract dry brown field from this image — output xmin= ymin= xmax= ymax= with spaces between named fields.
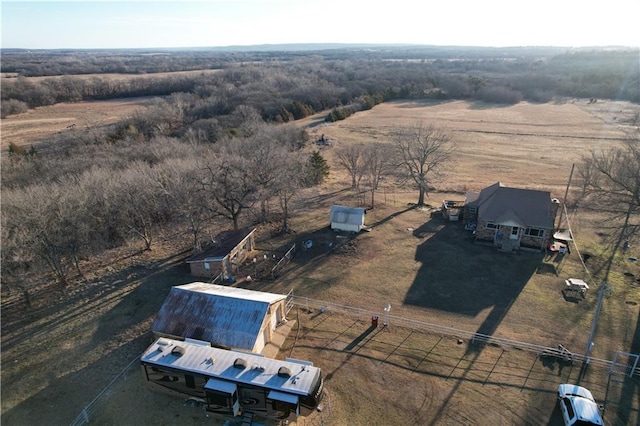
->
xmin=1 ymin=69 xmax=222 ymax=150
xmin=1 ymin=99 xmax=639 ymax=426
xmin=0 ymin=98 xmax=154 ymax=150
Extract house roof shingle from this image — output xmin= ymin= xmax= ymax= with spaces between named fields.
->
xmin=467 ymin=182 xmax=554 ymax=229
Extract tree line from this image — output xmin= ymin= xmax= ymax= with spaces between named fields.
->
xmin=1 ymin=124 xmax=324 ymax=289
xmin=3 ymin=48 xmax=639 ymax=121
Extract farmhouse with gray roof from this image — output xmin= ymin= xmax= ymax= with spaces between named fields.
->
xmin=464 ymin=182 xmax=560 ymax=252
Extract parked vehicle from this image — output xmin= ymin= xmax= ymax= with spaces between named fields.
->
xmin=141 ymin=338 xmax=323 ymax=421
xmin=557 ymin=384 xmax=604 ymax=426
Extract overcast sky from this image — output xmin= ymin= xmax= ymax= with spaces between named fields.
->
xmin=2 ymin=0 xmax=639 ymax=49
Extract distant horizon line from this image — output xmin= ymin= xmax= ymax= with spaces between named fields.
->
xmin=2 ymin=42 xmax=638 ymax=52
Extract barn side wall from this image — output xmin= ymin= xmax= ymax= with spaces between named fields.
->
xmin=189 ymin=260 xmax=223 ymax=278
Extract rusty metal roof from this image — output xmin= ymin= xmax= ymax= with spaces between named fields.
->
xmin=151 ymin=282 xmax=285 ymax=351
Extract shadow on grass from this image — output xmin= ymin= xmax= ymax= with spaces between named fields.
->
xmin=404 ymin=216 xmax=544 ymax=339
xmin=613 ymin=309 xmax=640 ymax=424
xmin=253 ymin=206 xmax=418 ymax=294
xmin=344 ymin=325 xmax=377 ymax=351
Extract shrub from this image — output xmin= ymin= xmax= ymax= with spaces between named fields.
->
xmin=326 ymin=106 xmax=356 ymax=122
xmin=1 ymin=99 xmax=29 ymax=118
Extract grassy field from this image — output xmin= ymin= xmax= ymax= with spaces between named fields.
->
xmin=0 ymin=97 xmax=154 ymax=149
xmin=1 ymin=98 xmax=639 ymax=425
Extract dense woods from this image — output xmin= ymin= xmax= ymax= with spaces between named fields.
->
xmin=2 ymin=45 xmax=639 ymax=290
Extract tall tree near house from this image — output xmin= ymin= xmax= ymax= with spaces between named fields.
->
xmin=150 ymin=158 xmax=211 ymax=252
xmin=274 ymin=151 xmax=307 ymax=233
xmin=113 ymin=163 xmax=162 ymax=251
xmin=335 ymin=144 xmax=365 ymax=189
xmin=227 ymin=134 xmax=282 ymax=223
xmin=393 ymin=123 xmax=454 ymax=207
xmin=199 ymin=155 xmax=257 ymax=230
xmin=363 ymin=143 xmax=395 ymax=208
xmin=578 ymin=132 xmax=640 ymax=255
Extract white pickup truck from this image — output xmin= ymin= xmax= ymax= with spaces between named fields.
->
xmin=557 ymin=384 xmax=604 ymax=426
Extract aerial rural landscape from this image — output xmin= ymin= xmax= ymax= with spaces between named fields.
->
xmin=1 ymin=3 xmax=640 ymax=424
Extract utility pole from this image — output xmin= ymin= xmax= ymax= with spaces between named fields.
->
xmin=556 ymin=163 xmax=575 ymax=230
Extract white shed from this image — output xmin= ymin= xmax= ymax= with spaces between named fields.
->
xmin=330 ymin=205 xmax=366 ymax=233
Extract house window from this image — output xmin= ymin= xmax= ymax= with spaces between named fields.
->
xmin=525 ymin=228 xmax=544 ymax=237
xmin=204 ymin=262 xmax=210 ymax=270
xmin=468 ymin=206 xmax=477 ymax=214
xmin=486 ymin=222 xmax=499 ymax=230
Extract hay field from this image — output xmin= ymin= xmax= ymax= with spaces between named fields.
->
xmin=0 ymin=97 xmax=154 ymax=149
xmin=1 ymin=69 xmax=222 ymax=150
xmin=306 ymin=99 xmax=637 ymax=196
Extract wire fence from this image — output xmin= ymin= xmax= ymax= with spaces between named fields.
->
xmin=271 ymin=244 xmax=296 ymax=279
xmin=288 ymin=295 xmax=640 ymax=377
xmin=69 ymin=356 xmax=140 ymax=426
xmin=70 ymin=294 xmax=638 ymax=425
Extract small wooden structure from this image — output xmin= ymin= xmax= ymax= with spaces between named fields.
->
xmin=186 ymin=228 xmax=256 ymax=279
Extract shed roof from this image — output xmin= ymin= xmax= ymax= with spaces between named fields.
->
xmin=187 ymin=228 xmax=255 ymax=263
xmin=330 ymin=205 xmax=366 ymax=225
xmin=151 ymin=282 xmax=286 ymax=351
xmin=466 ymin=182 xmax=554 ymax=229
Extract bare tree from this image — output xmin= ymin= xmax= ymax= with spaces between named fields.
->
xmin=199 ymin=154 xmax=257 ymax=230
xmin=578 ymin=133 xmax=640 ymax=255
xmin=362 ymin=143 xmax=395 ymax=208
xmin=225 ymin=132 xmax=283 ymax=223
xmin=150 ymin=158 xmax=211 ymax=252
xmin=393 ymin=123 xmax=454 ymax=206
xmin=274 ymin=151 xmax=308 ymax=233
xmin=2 ymin=180 xmax=91 ymax=285
xmin=107 ymin=163 xmax=163 ymax=251
xmin=335 ymin=144 xmax=365 ymax=188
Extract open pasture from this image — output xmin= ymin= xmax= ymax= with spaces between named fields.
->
xmin=1 ymin=97 xmax=154 ymax=150
xmin=307 ymin=99 xmax=637 ymax=196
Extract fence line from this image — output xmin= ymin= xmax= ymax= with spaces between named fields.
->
xmin=271 ymin=244 xmax=296 ymax=279
xmin=71 ymin=294 xmax=638 ymax=424
xmin=288 ymin=295 xmax=640 ymax=377
xmin=69 ymin=356 xmax=140 ymax=426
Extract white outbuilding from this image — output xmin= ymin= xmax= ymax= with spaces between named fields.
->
xmin=329 ymin=205 xmax=366 ymax=233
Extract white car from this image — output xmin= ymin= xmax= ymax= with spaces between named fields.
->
xmin=557 ymin=384 xmax=604 ymax=426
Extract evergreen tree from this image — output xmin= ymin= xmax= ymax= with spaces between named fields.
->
xmin=307 ymin=151 xmax=330 ymax=185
